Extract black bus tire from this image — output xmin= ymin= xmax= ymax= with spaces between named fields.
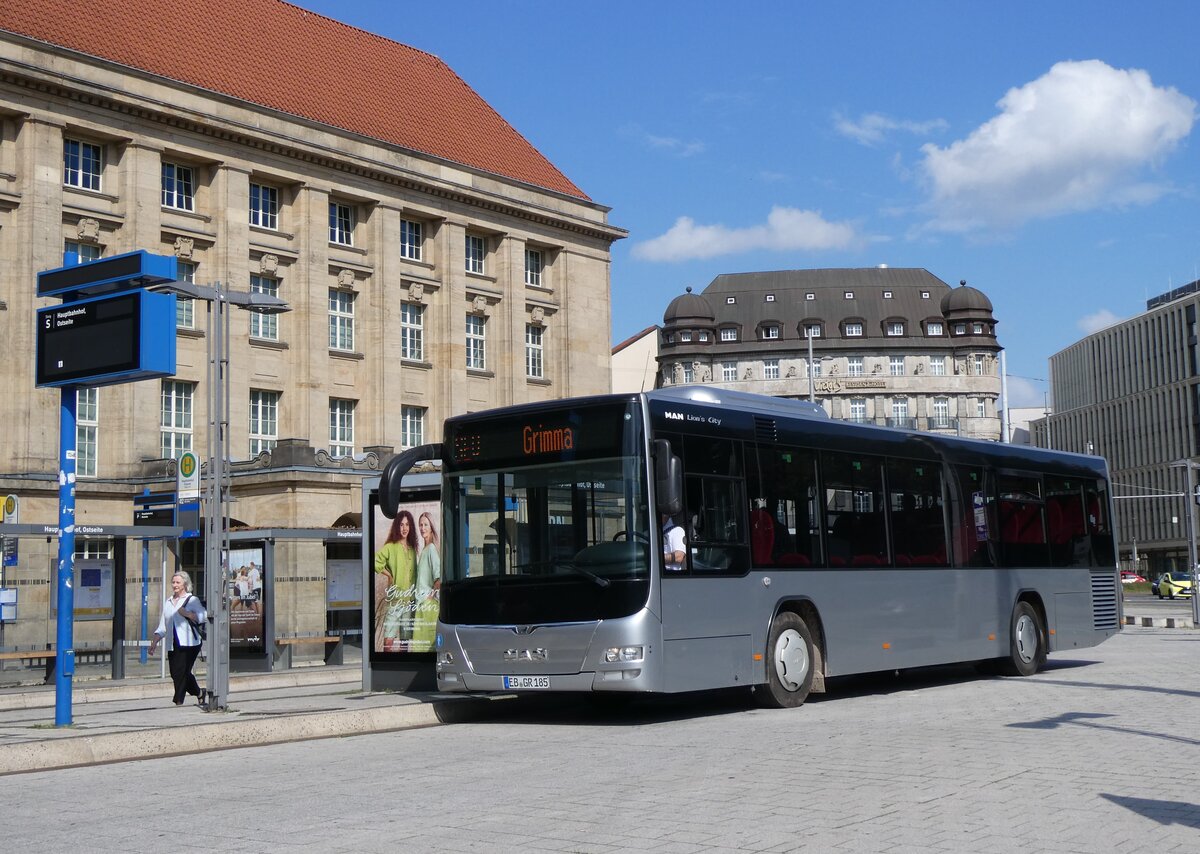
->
xmin=757 ymin=611 xmax=815 ymax=708
xmin=1000 ymin=601 xmax=1046 ymax=677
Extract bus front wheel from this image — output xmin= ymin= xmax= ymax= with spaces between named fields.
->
xmin=1001 ymin=601 xmax=1046 ymax=677
xmin=757 ymin=612 xmax=814 ymax=708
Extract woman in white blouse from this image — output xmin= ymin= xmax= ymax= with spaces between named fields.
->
xmin=149 ymin=571 xmax=207 ymax=706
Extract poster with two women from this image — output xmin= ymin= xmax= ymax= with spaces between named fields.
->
xmin=371 ymin=498 xmax=441 ymax=655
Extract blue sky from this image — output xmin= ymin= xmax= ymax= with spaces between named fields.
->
xmin=303 ymin=0 xmax=1198 ymax=407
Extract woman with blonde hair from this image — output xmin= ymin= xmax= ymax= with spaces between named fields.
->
xmin=412 ymin=511 xmax=442 ymax=650
xmin=149 ymin=571 xmax=207 ymax=706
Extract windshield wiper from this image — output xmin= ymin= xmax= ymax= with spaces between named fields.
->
xmin=512 ymin=558 xmax=610 ymax=588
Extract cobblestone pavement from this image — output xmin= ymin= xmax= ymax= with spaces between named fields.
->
xmin=3 ymin=626 xmax=1198 ymax=853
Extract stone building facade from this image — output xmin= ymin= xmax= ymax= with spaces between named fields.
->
xmin=658 ymin=268 xmax=1003 ymax=441
xmin=0 ymin=1 xmax=623 ymax=660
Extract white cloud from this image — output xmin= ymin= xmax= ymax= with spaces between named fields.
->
xmin=920 ymin=60 xmax=1196 ymax=233
xmin=631 ymin=206 xmax=860 ymax=262
xmin=644 ymin=133 xmax=706 ymax=157
xmin=835 ymin=111 xmax=948 ymax=146
xmin=1078 ymin=308 xmax=1122 ymax=334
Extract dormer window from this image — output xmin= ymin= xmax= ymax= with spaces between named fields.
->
xmin=844 ymin=291 xmax=854 ymax=299
xmin=720 ymin=328 xmax=737 ymax=342
xmin=803 ymin=324 xmax=822 ymax=338
xmin=926 ymin=321 xmax=944 ymax=336
xmin=886 ymin=321 xmax=905 ymax=336
xmin=726 ymin=297 xmax=736 ymax=304
xmin=973 ymin=322 xmax=985 ymax=334
xmin=680 ymin=331 xmax=692 ymax=342
xmin=765 ymin=294 xmax=776 ymax=302
xmin=883 ymin=291 xmax=893 ymax=299
xmin=844 ymin=322 xmax=863 ymax=337
xmin=806 ymin=293 xmax=815 ymax=301
xmin=762 ymin=325 xmax=780 ymax=340
xmin=920 ymin=291 xmax=930 ymax=299
xmin=955 ymin=323 xmax=967 ymax=335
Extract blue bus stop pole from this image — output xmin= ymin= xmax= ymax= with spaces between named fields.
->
xmin=55 ymin=387 xmax=78 ymax=726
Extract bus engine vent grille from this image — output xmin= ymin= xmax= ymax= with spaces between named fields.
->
xmin=754 ymin=417 xmax=778 ymax=442
xmin=1090 ymin=570 xmax=1118 ymax=631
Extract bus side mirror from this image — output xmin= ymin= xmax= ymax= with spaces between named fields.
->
xmin=654 ymin=439 xmax=682 ymax=516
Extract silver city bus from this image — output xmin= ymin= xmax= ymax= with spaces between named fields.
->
xmin=377 ymin=387 xmax=1120 ymax=707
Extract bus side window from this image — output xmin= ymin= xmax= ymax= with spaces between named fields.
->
xmin=746 ymin=443 xmax=820 ymax=568
xmin=886 ymin=458 xmax=948 ymax=566
xmin=680 ymin=435 xmax=747 ymax=574
xmin=822 ymin=451 xmax=886 ymax=567
xmin=998 ymin=473 xmax=1049 ymax=568
xmin=951 ymin=466 xmax=994 ymax=567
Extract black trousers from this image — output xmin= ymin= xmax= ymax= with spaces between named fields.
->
xmin=167 ymin=644 xmax=203 ymax=704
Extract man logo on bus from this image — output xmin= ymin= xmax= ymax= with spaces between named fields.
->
xmin=523 ymin=424 xmax=573 ymax=455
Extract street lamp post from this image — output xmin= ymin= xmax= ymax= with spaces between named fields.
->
xmin=1170 ymin=460 xmax=1200 ymax=626
xmin=156 ymin=280 xmax=289 ymax=711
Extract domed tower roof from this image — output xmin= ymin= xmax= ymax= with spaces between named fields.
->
xmin=940 ymin=279 xmax=994 ymax=316
xmin=663 ymin=286 xmax=715 ymax=326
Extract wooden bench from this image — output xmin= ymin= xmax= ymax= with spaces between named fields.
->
xmin=273 ymin=635 xmax=343 ymax=668
xmin=0 ymin=647 xmax=112 ymax=683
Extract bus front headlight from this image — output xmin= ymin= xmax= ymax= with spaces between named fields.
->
xmin=604 ymin=645 xmax=644 ymax=663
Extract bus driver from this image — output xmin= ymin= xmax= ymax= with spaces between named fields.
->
xmin=662 ymin=514 xmax=686 ymax=572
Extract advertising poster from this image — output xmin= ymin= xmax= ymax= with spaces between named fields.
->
xmin=371 ymin=497 xmax=441 ymax=656
xmin=227 ymin=546 xmax=265 ymax=651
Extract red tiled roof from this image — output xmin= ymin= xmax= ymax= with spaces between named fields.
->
xmin=0 ymin=0 xmax=589 ymax=200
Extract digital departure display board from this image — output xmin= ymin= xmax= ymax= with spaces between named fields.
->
xmin=36 ymin=289 xmax=177 ymax=387
xmin=37 ymin=250 xmax=178 ymax=299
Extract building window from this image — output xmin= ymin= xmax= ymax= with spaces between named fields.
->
xmin=175 ymin=261 xmax=196 ymax=329
xmin=329 ymin=201 xmax=354 ymax=246
xmin=847 ymin=356 xmax=864 ymax=377
xmin=466 ymin=314 xmax=487 ymax=370
xmin=932 ymin=397 xmax=950 ymax=427
xmin=64 ymin=241 xmax=101 ymax=265
xmin=973 ymin=322 xmax=985 ymax=334
xmin=720 ymin=328 xmax=737 ymax=342
xmin=805 ymin=293 xmax=815 ymax=301
xmin=765 ymin=294 xmax=776 ymax=302
xmin=804 ymin=325 xmax=822 ymax=338
xmin=525 ymin=324 xmax=544 ymax=378
xmin=328 ymin=289 xmax=355 ymax=351
xmin=249 ymin=389 xmax=279 ymax=456
xmin=465 ymin=234 xmax=486 ymax=275
xmin=764 ymin=359 xmax=780 ymax=380
xmin=921 ymin=291 xmax=930 ymax=299
xmin=76 ymin=387 xmax=98 ymax=478
xmin=883 ymin=291 xmax=893 ymax=299
xmin=722 ymin=361 xmax=737 ymax=381
xmin=680 ymin=331 xmax=692 ymax=342
xmin=699 ymin=331 xmax=709 ymax=342
xmin=683 ymin=363 xmax=694 ymax=383
xmin=809 ymin=360 xmax=822 ymax=378
xmin=973 ymin=355 xmax=985 ymax=376
xmin=955 ymin=323 xmax=967 ymax=335
xmin=976 ymin=400 xmax=986 ymax=418
xmin=892 ymin=398 xmax=909 ymax=420
xmin=845 ymin=322 xmax=863 ymax=337
xmin=886 ymin=321 xmax=905 ymax=336
xmin=762 ymin=326 xmax=780 ymax=340
xmin=400 ymin=303 xmax=424 ymax=361
xmin=249 ymin=183 xmax=279 ymax=230
xmin=525 ymin=248 xmax=543 ymax=286
xmin=63 ymin=138 xmax=101 ymax=191
xmin=849 ymin=398 xmax=867 ymax=423
xmin=329 ymin=398 xmax=355 ymax=457
xmin=929 ymin=356 xmax=946 ymax=376
xmin=161 ymin=162 xmax=195 ymax=211
xmin=844 ymin=291 xmax=854 ymax=299
xmin=726 ymin=297 xmax=736 ymax=304
xmin=401 ymin=405 xmax=425 ymax=449
xmin=926 ymin=321 xmax=944 ymax=336
xmin=160 ymin=380 xmax=194 ymax=459
xmin=250 ymin=275 xmax=280 ymax=340
xmin=890 ymin=356 xmax=905 ymax=376
xmin=400 ymin=219 xmax=423 ymax=261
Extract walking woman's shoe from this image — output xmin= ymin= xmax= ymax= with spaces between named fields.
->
xmin=196 ymin=689 xmax=208 ymax=708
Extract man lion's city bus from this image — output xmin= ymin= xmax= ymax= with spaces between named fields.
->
xmin=377 ymin=387 xmax=1120 ymax=708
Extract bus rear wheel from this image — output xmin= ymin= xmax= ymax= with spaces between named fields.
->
xmin=757 ymin=612 xmax=814 ymax=708
xmin=1000 ymin=601 xmax=1046 ymax=677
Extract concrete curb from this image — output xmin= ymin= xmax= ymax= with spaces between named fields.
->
xmin=0 ymin=693 xmax=504 ymax=776
xmin=1123 ymin=615 xmax=1196 ymax=629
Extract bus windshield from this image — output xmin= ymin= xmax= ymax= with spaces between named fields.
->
xmin=441 ymin=400 xmax=652 ymax=624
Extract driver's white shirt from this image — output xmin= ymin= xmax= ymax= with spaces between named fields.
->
xmin=663 ymin=522 xmax=686 ymax=571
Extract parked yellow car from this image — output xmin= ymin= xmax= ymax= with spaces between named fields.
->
xmin=1152 ymin=572 xmax=1193 ymax=599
